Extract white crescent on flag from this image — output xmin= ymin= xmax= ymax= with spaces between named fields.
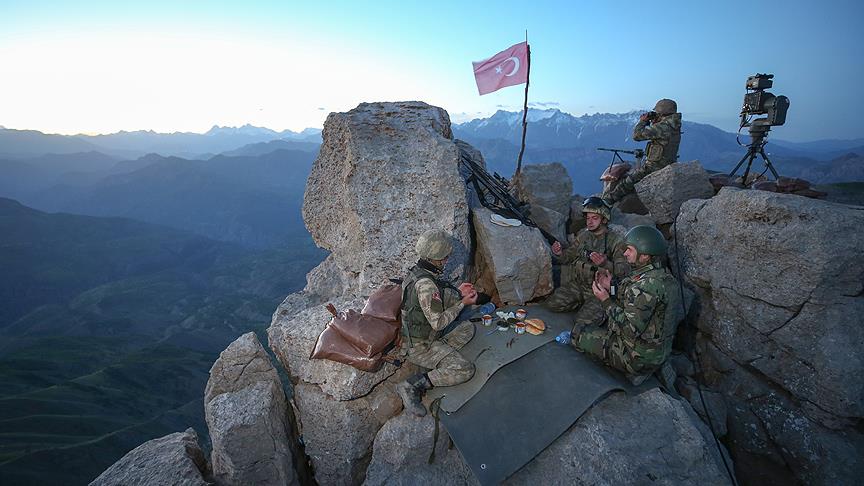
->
xmin=472 ymin=41 xmax=529 ymax=96
xmin=503 ymin=57 xmax=520 ymax=77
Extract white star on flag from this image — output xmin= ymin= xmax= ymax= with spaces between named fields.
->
xmin=495 ymin=65 xmax=502 ymax=74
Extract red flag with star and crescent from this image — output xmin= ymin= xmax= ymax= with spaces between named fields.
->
xmin=472 ymin=41 xmax=529 ymax=96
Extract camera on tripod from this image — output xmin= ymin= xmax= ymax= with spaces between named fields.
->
xmin=740 ymin=73 xmax=790 ymax=130
xmin=729 ymin=73 xmax=791 ymax=182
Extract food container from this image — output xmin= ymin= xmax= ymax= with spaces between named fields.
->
xmin=515 ymin=308 xmax=527 ymax=320
xmin=482 ymin=314 xmax=493 ymax=327
xmin=497 ymin=321 xmax=510 ymax=332
xmin=515 ymin=322 xmax=526 ymax=334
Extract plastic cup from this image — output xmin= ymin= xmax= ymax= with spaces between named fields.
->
xmin=515 ymin=309 xmax=527 ymax=320
xmin=482 ymin=314 xmax=493 ymax=326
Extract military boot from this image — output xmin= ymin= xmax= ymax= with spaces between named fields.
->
xmin=396 ymin=373 xmax=432 ymax=417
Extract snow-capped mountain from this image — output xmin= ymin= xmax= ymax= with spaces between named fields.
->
xmin=452 ymin=108 xmax=829 ymax=195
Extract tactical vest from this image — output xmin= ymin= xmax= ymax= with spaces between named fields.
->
xmin=645 ymin=116 xmax=681 ymax=166
xmin=401 ymin=265 xmax=443 ymax=342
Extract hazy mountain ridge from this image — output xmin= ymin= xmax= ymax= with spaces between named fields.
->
xmin=0 ymin=126 xmax=322 ymax=160
xmin=2 ymin=148 xmax=317 ymax=249
xmin=0 ymin=197 xmax=325 ymax=484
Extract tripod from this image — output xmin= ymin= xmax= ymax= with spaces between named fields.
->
xmin=729 ymin=122 xmax=780 ymax=185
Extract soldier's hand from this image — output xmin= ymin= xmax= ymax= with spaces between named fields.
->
xmin=589 ymin=251 xmax=607 ymax=266
xmin=458 ymin=282 xmax=475 ymax=297
xmin=639 ymin=112 xmax=651 ymax=123
xmin=594 ymin=268 xmax=612 ymax=290
xmin=592 ymin=280 xmax=610 ymax=302
xmin=551 ymin=241 xmax=562 ymax=256
xmin=461 ymin=290 xmax=478 ymax=306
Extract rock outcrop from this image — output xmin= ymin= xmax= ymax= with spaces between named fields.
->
xmin=204 ymin=332 xmax=297 ymax=486
xmin=302 ymin=101 xmax=471 ymax=297
xmin=267 ymin=102 xmax=478 ymax=484
xmin=506 ymin=389 xmax=731 ymax=485
xmin=472 ymin=207 xmax=553 ymax=305
xmin=676 ymin=187 xmax=864 ymax=485
xmin=89 ymin=428 xmax=210 ymax=486
xmin=363 ymin=389 xmax=732 ymax=485
xmin=636 ymin=160 xmax=715 ymax=224
xmin=514 ymin=163 xmax=572 ymax=242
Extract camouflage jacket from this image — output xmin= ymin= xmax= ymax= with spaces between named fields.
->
xmin=559 ymin=226 xmax=629 ymax=280
xmin=633 ymin=113 xmax=681 ymax=166
xmin=401 ymin=262 xmax=464 ymax=340
xmin=600 ymin=262 xmax=675 ymax=372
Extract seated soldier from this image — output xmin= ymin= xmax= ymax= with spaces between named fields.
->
xmin=396 ymin=230 xmax=477 ymax=417
xmin=576 ymin=225 xmax=679 ymax=384
xmin=546 ymin=197 xmax=629 ymax=327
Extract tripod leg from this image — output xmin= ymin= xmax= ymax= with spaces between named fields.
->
xmin=760 ymin=148 xmax=780 ymax=179
xmin=729 ymin=151 xmax=750 ymax=177
xmin=741 ymin=152 xmax=758 ymax=186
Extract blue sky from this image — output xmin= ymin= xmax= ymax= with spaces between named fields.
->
xmin=0 ymin=0 xmax=862 ymax=141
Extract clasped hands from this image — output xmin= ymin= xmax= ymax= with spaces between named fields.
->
xmin=458 ymin=282 xmax=478 ymax=305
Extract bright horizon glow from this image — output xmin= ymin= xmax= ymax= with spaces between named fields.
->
xmin=1 ymin=0 xmax=862 ymax=141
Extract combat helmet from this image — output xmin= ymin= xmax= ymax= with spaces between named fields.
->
xmin=624 ymin=225 xmax=667 ymax=256
xmin=582 ymin=196 xmax=611 ymax=221
xmin=653 ymin=99 xmax=678 ymax=116
xmin=416 ymin=229 xmax=453 ymax=260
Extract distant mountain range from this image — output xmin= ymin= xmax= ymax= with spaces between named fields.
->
xmin=1 ymin=148 xmax=317 ymax=249
xmin=0 ymin=125 xmax=322 ymax=160
xmin=451 ymin=108 xmax=864 ymax=194
xmin=2 ymin=109 xmax=862 ymax=211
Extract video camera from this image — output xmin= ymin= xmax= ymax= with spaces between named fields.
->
xmin=740 ymin=73 xmax=790 ymax=129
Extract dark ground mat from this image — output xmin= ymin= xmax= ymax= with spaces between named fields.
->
xmin=426 ymin=305 xmax=573 ymax=412
xmin=439 ymin=341 xmax=657 ymax=485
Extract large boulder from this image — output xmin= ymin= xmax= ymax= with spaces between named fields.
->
xmin=676 ymin=187 xmax=864 ymax=485
xmin=363 ymin=389 xmax=732 ymax=485
xmin=636 ymin=160 xmax=715 ymax=224
xmin=513 ymin=163 xmax=573 ymax=243
xmin=293 ymin=380 xmax=404 ymax=485
xmin=204 ymin=332 xmax=297 ymax=486
xmin=472 ymin=207 xmax=553 ymax=305
xmin=363 ymin=413 xmax=477 ymax=486
xmin=527 ymin=204 xmax=568 ymax=244
xmin=514 ymin=163 xmax=573 ymax=218
xmin=302 ymin=101 xmax=472 ymax=295
xmin=90 ymin=428 xmax=210 ymax=486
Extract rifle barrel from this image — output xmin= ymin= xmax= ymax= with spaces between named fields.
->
xmin=597 ymin=147 xmax=638 ymax=155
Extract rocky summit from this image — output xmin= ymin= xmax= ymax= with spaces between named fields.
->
xmin=96 ymin=101 xmax=863 ymax=486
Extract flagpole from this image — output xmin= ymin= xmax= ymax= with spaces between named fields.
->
xmin=515 ymin=31 xmax=530 ymax=176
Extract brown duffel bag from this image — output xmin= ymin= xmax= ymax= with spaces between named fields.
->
xmin=310 ymin=325 xmax=384 ymax=372
xmin=361 ymin=282 xmax=403 ymax=323
xmin=330 ymin=308 xmax=400 ymax=357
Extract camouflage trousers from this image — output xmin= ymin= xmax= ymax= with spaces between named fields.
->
xmin=403 ymin=320 xmax=476 ymax=387
xmin=603 ymin=158 xmax=675 ymax=204
xmin=546 ymin=272 xmax=606 ymax=329
xmin=573 ymin=324 xmax=654 ymax=376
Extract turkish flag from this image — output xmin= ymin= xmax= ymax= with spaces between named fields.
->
xmin=472 ymin=42 xmax=529 ymax=96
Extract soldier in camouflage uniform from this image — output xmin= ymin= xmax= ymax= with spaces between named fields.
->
xmin=396 ymin=230 xmax=478 ymax=417
xmin=603 ymin=99 xmax=682 ymax=205
xmin=546 ymin=197 xmax=629 ymax=327
xmin=577 ymin=225 xmax=680 ymax=384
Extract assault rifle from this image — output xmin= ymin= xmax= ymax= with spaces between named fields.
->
xmin=597 ymin=147 xmax=644 ymax=165
xmin=457 ymin=149 xmax=558 ymax=244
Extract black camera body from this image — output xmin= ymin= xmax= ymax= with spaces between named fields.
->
xmin=740 ymin=73 xmax=790 ymax=128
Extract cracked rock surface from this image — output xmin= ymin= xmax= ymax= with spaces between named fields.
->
xmin=205 ymin=332 xmax=298 ymax=486
xmin=676 ymin=187 xmax=864 ymax=485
